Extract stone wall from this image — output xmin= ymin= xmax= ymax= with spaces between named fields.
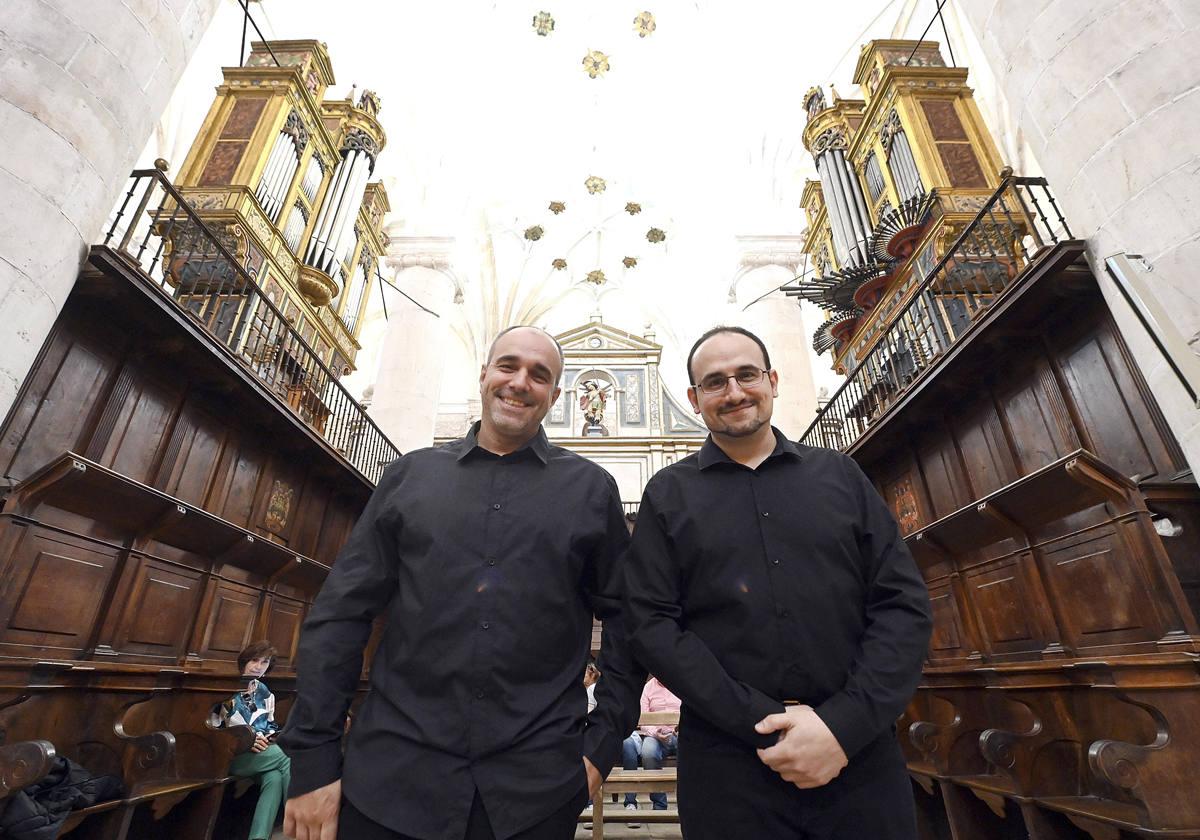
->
xmin=954 ymin=0 xmax=1200 ymax=471
xmin=0 ymin=0 xmax=219 ymax=421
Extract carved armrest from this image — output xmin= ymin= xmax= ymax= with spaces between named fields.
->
xmin=115 ymin=719 xmax=176 ymax=789
xmin=909 ymin=720 xmax=944 ymax=759
xmin=204 ymin=722 xmax=257 ymax=772
xmin=979 ymin=727 xmax=1021 ymax=772
xmin=0 ymin=740 xmax=56 ymax=799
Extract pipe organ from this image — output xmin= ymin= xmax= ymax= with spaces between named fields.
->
xmin=172 ymin=40 xmax=390 ymax=375
xmin=792 ymin=40 xmax=1200 ymax=840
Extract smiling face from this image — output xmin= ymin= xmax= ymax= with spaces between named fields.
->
xmin=687 ymin=331 xmax=778 ymax=439
xmin=478 ymin=327 xmax=563 ymax=451
xmin=243 ymin=656 xmax=271 ymax=679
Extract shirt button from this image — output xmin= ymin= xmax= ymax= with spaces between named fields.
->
xmin=486 ymin=557 xmax=497 ymax=566
xmin=492 ymin=503 xmax=501 ymax=510
xmin=778 ymin=607 xmax=789 ymax=618
xmin=761 ymin=511 xmax=769 ymax=517
xmin=772 ymin=558 xmax=781 ymax=566
xmin=476 ymin=690 xmax=485 ymax=699
xmin=481 ymin=621 xmax=490 ymax=630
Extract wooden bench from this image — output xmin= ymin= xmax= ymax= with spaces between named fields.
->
xmin=581 ymin=711 xmax=680 ymax=839
xmin=0 ymin=661 xmax=258 ymax=840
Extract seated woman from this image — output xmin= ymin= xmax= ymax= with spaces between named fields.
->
xmin=210 ymin=641 xmax=292 ymax=840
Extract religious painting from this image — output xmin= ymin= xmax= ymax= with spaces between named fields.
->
xmin=886 ymin=476 xmax=921 ymax=536
xmin=263 ymin=480 xmax=294 ymax=535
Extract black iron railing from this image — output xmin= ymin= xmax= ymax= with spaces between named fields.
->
xmin=800 ymin=175 xmax=1073 ymax=451
xmin=101 ymin=166 xmax=399 ymax=483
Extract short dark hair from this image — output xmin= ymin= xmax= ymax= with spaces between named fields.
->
xmin=686 ymin=326 xmax=772 ymax=384
xmin=237 ymin=640 xmax=278 ymax=674
xmin=486 ymin=325 xmax=565 ymax=381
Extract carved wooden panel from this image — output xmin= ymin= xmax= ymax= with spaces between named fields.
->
xmin=994 ymin=357 xmax=1076 ymax=475
xmin=1052 ymin=321 xmax=1181 ymax=482
xmin=197 ymin=579 xmax=261 ymax=661
xmin=1036 ymin=527 xmax=1162 ymax=650
xmin=920 ymin=100 xmax=969 ymax=142
xmin=0 ymin=526 xmax=119 ymax=657
xmin=290 ymin=472 xmax=331 ymax=559
xmin=882 ymin=466 xmax=925 ymax=537
xmin=97 ymin=365 xmax=187 ymax=486
xmin=315 ymin=498 xmax=356 ymax=568
xmin=198 ymin=98 xmax=266 ymax=187
xmin=927 ymin=580 xmax=967 ymax=659
xmin=1 ymin=325 xmax=122 ymax=483
xmin=963 ymin=553 xmax=1048 ymax=656
xmin=916 ymin=434 xmax=970 ymax=520
xmin=106 ymin=555 xmax=205 ymax=662
xmin=949 ymin=401 xmax=1017 ymax=499
xmin=156 ymin=397 xmax=228 ymax=507
xmin=207 ymin=434 xmax=266 ymax=529
xmin=198 ymin=142 xmax=248 ymax=187
xmin=263 ymin=595 xmax=304 ymax=668
xmin=937 ymin=144 xmax=987 ymax=189
xmin=221 ymin=98 xmax=267 ymax=140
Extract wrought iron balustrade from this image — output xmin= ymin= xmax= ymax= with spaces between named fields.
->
xmin=101 ymin=165 xmax=400 ymax=483
xmin=800 ymin=175 xmax=1073 ymax=452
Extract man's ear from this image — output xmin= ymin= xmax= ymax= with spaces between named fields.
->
xmin=687 ymin=386 xmax=701 ymax=414
xmin=479 ymin=364 xmax=487 ymax=387
xmin=552 ymin=385 xmax=562 ymax=404
xmin=769 ymin=368 xmax=779 ymax=398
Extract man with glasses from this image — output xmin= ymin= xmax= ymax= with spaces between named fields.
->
xmin=280 ymin=325 xmax=645 ymax=840
xmin=624 ymin=325 xmax=931 ymax=839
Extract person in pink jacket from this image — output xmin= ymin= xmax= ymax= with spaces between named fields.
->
xmin=621 ymin=676 xmax=681 ymax=820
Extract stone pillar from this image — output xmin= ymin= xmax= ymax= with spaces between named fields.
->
xmin=729 ymin=236 xmax=820 ymax=438
xmin=953 ymin=0 xmax=1200 ymax=469
xmin=368 ymin=233 xmax=460 ymax=453
xmin=0 ymin=0 xmax=220 ymax=420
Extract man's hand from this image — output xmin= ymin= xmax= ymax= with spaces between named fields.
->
xmin=754 ymin=705 xmax=848 ymax=789
xmin=251 ymin=733 xmax=270 ymax=753
xmin=284 ymin=778 xmax=341 ymax=840
xmin=583 ymin=756 xmax=603 ymax=799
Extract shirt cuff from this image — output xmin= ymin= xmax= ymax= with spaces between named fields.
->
xmin=745 ymin=694 xmax=787 ymax=750
xmin=278 ymin=739 xmax=343 ymax=798
xmin=583 ymin=723 xmax=622 ymax=777
xmin=814 ymin=693 xmax=874 ymax=759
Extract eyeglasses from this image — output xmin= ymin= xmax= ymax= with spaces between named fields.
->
xmin=693 ymin=368 xmax=770 ymax=394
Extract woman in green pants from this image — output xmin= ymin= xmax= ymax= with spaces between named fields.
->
xmin=211 ymin=641 xmax=292 ymax=840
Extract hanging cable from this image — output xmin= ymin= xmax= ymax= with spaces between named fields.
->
xmin=905 ymin=0 xmax=949 ymax=66
xmin=235 ymin=0 xmax=282 ymax=67
xmin=375 ymin=268 xmax=442 ymax=319
xmin=741 ymin=252 xmax=813 ymax=312
xmin=937 ymin=0 xmax=957 ymax=67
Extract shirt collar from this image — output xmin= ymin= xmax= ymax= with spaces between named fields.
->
xmin=697 ymin=426 xmax=804 ymax=470
xmin=456 ymin=421 xmax=551 ymax=464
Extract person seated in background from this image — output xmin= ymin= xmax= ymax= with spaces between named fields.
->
xmin=210 ymin=641 xmax=292 ymax=840
xmin=585 ymin=659 xmax=601 ymax=713
xmin=621 ymin=675 xmax=681 ymax=825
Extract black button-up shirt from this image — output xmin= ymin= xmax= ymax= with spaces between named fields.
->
xmin=279 ymin=424 xmax=643 ymax=840
xmin=625 ymin=429 xmax=931 ymax=758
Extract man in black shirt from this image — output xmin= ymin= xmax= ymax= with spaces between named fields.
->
xmin=625 ymin=326 xmax=931 ymax=839
xmin=280 ymin=326 xmax=644 ymax=840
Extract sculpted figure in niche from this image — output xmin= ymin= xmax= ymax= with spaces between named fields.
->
xmin=578 ymin=378 xmax=612 ymax=430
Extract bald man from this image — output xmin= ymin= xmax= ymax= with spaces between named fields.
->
xmin=280 ymin=326 xmax=645 ymax=840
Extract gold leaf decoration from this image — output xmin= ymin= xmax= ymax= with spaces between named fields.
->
xmin=585 ymin=175 xmax=607 ymax=195
xmin=625 ymin=202 xmax=642 ymax=215
xmin=646 ymin=228 xmax=666 ymax=243
xmin=524 ymin=225 xmax=544 ymax=241
xmin=582 ymin=50 xmax=610 ymax=79
xmin=633 ymin=11 xmax=656 ymax=38
xmin=552 ymin=258 xmax=567 ymax=270
xmin=623 ymin=256 xmax=638 ymax=268
xmin=532 ymin=11 xmax=555 ymax=36
xmin=585 ymin=269 xmax=607 ymax=285
xmin=548 ymin=201 xmax=566 ymax=214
